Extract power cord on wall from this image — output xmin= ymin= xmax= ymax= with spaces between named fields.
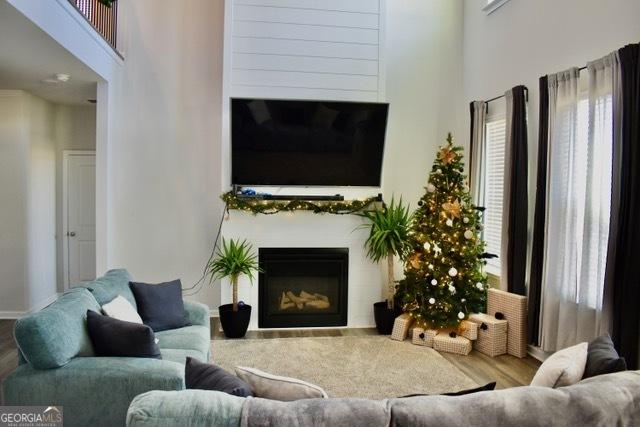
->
xmin=182 ymin=201 xmax=229 ymax=297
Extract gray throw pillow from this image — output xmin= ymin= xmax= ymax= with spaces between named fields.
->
xmin=583 ymin=334 xmax=626 ymax=379
xmin=235 ymin=366 xmax=328 ymax=401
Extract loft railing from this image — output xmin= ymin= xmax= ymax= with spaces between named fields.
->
xmin=69 ymin=0 xmax=118 ymax=50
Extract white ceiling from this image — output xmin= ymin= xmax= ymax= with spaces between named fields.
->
xmin=0 ymin=1 xmax=100 ymax=106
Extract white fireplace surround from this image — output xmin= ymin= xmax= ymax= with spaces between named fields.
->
xmin=220 ymin=204 xmax=394 ymax=330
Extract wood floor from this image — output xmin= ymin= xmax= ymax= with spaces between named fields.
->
xmin=0 ymin=318 xmax=539 ymax=403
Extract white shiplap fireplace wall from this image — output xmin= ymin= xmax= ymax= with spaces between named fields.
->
xmin=220 ymin=0 xmax=388 ymax=329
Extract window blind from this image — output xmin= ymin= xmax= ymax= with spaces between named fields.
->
xmin=483 ymin=117 xmax=506 ymax=275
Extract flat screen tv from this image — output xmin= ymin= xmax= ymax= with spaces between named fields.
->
xmin=231 ymin=98 xmax=388 ymax=187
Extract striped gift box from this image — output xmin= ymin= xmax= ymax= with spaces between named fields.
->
xmin=459 ymin=320 xmax=478 ymax=341
xmin=390 ymin=313 xmax=414 ymax=341
xmin=433 ymin=333 xmax=472 ymax=355
xmin=487 ymin=288 xmax=528 ymax=358
xmin=411 ymin=326 xmax=437 ymax=347
xmin=468 ymin=313 xmax=507 ymax=357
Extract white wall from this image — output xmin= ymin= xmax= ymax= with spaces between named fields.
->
xmin=0 ymin=91 xmax=29 ymax=313
xmin=383 ymin=0 xmax=464 ymax=205
xmin=0 ymin=90 xmax=58 ymax=316
xmin=54 ymin=105 xmax=96 ymax=291
xmin=108 ymin=0 xmax=225 ymax=309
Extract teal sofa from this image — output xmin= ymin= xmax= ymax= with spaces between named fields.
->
xmin=2 ymin=269 xmax=211 ymax=427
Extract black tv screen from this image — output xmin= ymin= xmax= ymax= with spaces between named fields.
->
xmin=231 ymin=98 xmax=388 ymax=186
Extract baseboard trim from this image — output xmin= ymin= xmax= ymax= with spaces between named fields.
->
xmin=528 ymin=344 xmax=551 ymax=362
xmin=0 ymin=293 xmax=60 ymax=319
xmin=210 ymin=309 xmax=219 ymax=318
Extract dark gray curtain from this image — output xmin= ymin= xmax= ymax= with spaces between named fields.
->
xmin=527 ymin=77 xmax=549 ymax=345
xmin=505 ymin=86 xmax=528 ymax=296
xmin=607 ymin=43 xmax=640 ymax=369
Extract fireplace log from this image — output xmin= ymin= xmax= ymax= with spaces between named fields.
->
xmin=280 ymin=290 xmax=331 ymax=310
xmin=280 ymin=292 xmax=296 ymax=310
xmin=306 ymin=299 xmax=330 ymax=309
xmin=286 ymin=291 xmax=305 ymax=309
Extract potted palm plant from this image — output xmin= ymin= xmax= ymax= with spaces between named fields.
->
xmin=357 ymin=198 xmax=412 ymax=334
xmin=207 ymin=238 xmax=262 ymax=338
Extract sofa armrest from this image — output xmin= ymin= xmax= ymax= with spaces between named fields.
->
xmin=3 ymin=357 xmax=185 ymax=427
xmin=127 ymin=390 xmax=244 ymax=427
xmin=184 ymin=300 xmax=210 ymax=328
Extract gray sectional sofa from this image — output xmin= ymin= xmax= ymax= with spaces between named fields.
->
xmin=126 ymin=370 xmax=640 ymax=426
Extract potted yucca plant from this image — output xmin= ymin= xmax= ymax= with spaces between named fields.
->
xmin=207 ymin=238 xmax=261 ymax=338
xmin=357 ymin=198 xmax=412 ymax=334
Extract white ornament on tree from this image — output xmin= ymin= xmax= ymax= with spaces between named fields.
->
xmin=429 ymin=298 xmax=436 ymax=305
xmin=463 ymin=217 xmax=469 ymax=224
xmin=464 ymin=230 xmax=474 ymax=240
xmin=448 ymin=267 xmax=458 ymax=277
xmin=448 ymin=285 xmax=456 ymax=294
xmin=446 ymin=219 xmax=453 ymax=227
xmin=476 ymin=282 xmax=484 ymax=290
xmin=426 ymin=183 xmax=436 ymax=193
xmin=423 ymin=242 xmax=431 ymax=251
xmin=458 ymin=311 xmax=465 ymax=320
xmin=431 ymin=279 xmax=437 ymax=285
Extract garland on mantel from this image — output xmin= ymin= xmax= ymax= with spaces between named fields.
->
xmin=221 ymin=191 xmax=382 ymax=215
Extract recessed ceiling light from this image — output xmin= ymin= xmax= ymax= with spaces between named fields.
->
xmin=41 ymin=73 xmax=71 ymax=84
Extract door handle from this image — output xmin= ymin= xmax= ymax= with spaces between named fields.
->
xmin=68 ymin=231 xmax=76 ymax=237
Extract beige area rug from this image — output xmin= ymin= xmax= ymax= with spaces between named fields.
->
xmin=211 ymin=335 xmax=477 ymax=399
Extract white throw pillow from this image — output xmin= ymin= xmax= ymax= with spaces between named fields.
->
xmin=101 ymin=295 xmax=143 ymax=324
xmin=530 ymin=342 xmax=588 ymax=388
xmin=235 ymin=366 xmax=328 ymax=401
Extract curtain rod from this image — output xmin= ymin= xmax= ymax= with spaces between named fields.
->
xmin=485 ymin=86 xmax=529 ymax=104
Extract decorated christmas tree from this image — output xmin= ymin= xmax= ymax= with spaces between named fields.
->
xmin=398 ymin=133 xmax=488 ymax=330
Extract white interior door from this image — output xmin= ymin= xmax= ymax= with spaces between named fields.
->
xmin=65 ymin=153 xmax=96 ymax=287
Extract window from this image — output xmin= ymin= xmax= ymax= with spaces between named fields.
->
xmin=483 ymin=116 xmax=507 ymax=276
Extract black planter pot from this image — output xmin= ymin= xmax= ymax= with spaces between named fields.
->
xmin=218 ymin=304 xmax=252 ymax=338
xmin=373 ymin=301 xmax=401 ymax=335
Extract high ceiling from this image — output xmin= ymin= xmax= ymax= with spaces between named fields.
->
xmin=0 ymin=1 xmax=100 ymax=106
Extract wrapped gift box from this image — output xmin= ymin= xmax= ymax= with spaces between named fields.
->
xmin=468 ymin=313 xmax=508 ymax=357
xmin=390 ymin=313 xmax=414 ymax=341
xmin=433 ymin=333 xmax=472 ymax=355
xmin=487 ymin=288 xmax=528 ymax=358
xmin=459 ymin=320 xmax=478 ymax=341
xmin=411 ymin=326 xmax=438 ymax=347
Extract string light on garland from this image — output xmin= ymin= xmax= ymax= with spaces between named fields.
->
xmin=221 ymin=191 xmax=381 ymax=215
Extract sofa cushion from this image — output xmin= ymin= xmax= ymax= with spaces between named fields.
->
xmin=128 ymin=390 xmax=244 ymax=427
xmin=185 ymin=357 xmax=252 ymax=397
xmin=161 ymin=348 xmax=207 ymax=364
xmin=130 ymin=280 xmax=191 ymax=332
xmin=388 ymin=371 xmax=640 ymax=427
xmin=155 ymin=325 xmax=210 ymax=355
xmin=87 ymin=310 xmax=161 ymax=359
xmin=14 ymin=288 xmax=100 ymax=369
xmin=583 ymin=334 xmax=627 ymax=379
xmin=74 ymin=269 xmax=137 ymax=309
